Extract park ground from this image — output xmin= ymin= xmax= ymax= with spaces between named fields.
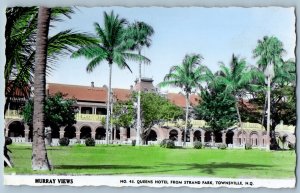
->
xmin=4 ymin=144 xmax=296 ymax=178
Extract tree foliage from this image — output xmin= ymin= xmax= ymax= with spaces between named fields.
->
xmin=22 ymin=92 xmax=77 ymax=128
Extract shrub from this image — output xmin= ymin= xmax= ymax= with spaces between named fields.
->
xmin=203 ymin=143 xmax=211 ymax=148
xmin=288 ymin=142 xmax=295 ymax=150
xmin=59 ymin=137 xmax=70 ymax=146
xmin=218 ymin=143 xmax=227 ymax=150
xmin=245 ymin=143 xmax=252 ymax=150
xmin=160 ymin=139 xmax=175 ymax=148
xmin=85 ymin=137 xmax=95 ymax=146
xmin=160 ymin=139 xmax=168 ymax=147
xmin=5 ymin=137 xmax=12 ymax=146
xmin=193 ymin=141 xmax=202 ymax=149
xmin=131 ymin=140 xmax=136 ymax=146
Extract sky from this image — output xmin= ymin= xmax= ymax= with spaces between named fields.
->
xmin=47 ymin=7 xmax=296 ymax=93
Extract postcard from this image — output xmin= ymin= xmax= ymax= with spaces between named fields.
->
xmin=1 ymin=3 xmax=296 ymax=190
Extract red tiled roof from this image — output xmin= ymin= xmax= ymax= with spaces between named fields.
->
xmin=166 ymin=93 xmax=200 ymax=108
xmin=48 ymin=83 xmax=108 ymax=102
xmin=47 ymin=83 xmax=200 ymax=107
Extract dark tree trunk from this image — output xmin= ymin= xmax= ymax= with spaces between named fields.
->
xmin=32 ymin=7 xmax=51 ymax=171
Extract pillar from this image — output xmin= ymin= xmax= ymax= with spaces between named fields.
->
xmin=91 ymin=131 xmax=96 ymax=139
xmin=211 ymin=132 xmax=215 ymax=146
xmin=76 ymin=131 xmax=80 ymax=141
xmin=59 ymin=127 xmax=65 ymax=139
xmin=201 ymin=130 xmax=205 ymax=145
xmin=130 ymin=128 xmax=136 ymax=140
xmin=120 ymin=127 xmax=127 ymax=141
xmin=222 ymin=131 xmax=226 ymax=144
xmin=190 ymin=129 xmax=194 ymax=144
xmin=24 ymin=124 xmax=30 ymax=142
xmin=178 ymin=130 xmax=182 ymax=144
xmin=233 ymin=131 xmax=238 ymax=147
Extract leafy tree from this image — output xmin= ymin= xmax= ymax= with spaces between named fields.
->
xmin=4 ymin=7 xmax=97 ymax=115
xmin=71 ymin=11 xmax=150 ymax=144
xmin=112 ymin=92 xmax=183 ymax=144
xmin=195 ymin=90 xmax=237 ymax=133
xmin=253 ymin=36 xmax=285 ymax=150
xmin=216 ymin=54 xmax=262 ymax=131
xmin=22 ymin=92 xmax=77 ymax=129
xmin=126 ymin=21 xmax=154 ymax=146
xmin=159 ymin=54 xmax=207 ymax=146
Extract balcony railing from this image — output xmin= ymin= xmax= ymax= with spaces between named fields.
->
xmin=75 ymin=113 xmax=106 ymax=122
xmin=5 ymin=110 xmax=23 ymax=119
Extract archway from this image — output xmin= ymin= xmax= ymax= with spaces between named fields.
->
xmin=147 ymin=130 xmax=157 ymax=141
xmin=80 ymin=126 xmax=92 ymax=139
xmin=204 ymin=131 xmax=212 ymax=142
xmin=64 ymin=126 xmax=76 ymax=139
xmin=95 ymin=127 xmax=106 ymax=140
xmin=214 ymin=131 xmax=222 ymax=143
xmin=50 ymin=125 xmax=60 ymax=139
xmin=194 ymin=130 xmax=201 ymax=142
xmin=250 ymin=132 xmax=259 ymax=147
xmin=226 ymin=130 xmax=234 ymax=145
xmin=169 ymin=129 xmax=178 ymax=141
xmin=8 ymin=121 xmax=24 ymax=137
xmin=237 ymin=130 xmax=247 ymax=145
xmin=262 ymin=131 xmax=267 ymax=147
xmin=181 ymin=130 xmax=190 ymax=142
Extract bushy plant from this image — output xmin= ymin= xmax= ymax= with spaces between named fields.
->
xmin=5 ymin=137 xmax=12 ymax=146
xmin=160 ymin=139 xmax=168 ymax=147
xmin=193 ymin=141 xmax=202 ymax=149
xmin=288 ymin=142 xmax=295 ymax=150
xmin=203 ymin=143 xmax=211 ymax=148
xmin=85 ymin=137 xmax=95 ymax=146
xmin=218 ymin=143 xmax=227 ymax=150
xmin=160 ymin=139 xmax=175 ymax=148
xmin=245 ymin=143 xmax=252 ymax=150
xmin=59 ymin=137 xmax=70 ymax=146
xmin=131 ymin=140 xmax=136 ymax=146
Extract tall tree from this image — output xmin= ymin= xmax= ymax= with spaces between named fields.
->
xmin=159 ymin=54 xmax=207 ymax=146
xmin=126 ymin=21 xmax=154 ymax=146
xmin=71 ymin=11 xmax=150 ymax=144
xmin=216 ymin=54 xmax=261 ymax=137
xmin=32 ymin=7 xmax=51 ymax=170
xmin=253 ymin=36 xmax=285 ymax=150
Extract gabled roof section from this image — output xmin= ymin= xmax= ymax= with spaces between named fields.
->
xmin=166 ymin=93 xmax=200 ymax=108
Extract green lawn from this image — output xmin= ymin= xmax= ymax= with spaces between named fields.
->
xmin=4 ymin=144 xmax=296 ymax=178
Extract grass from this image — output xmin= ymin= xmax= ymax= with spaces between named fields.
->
xmin=4 ymin=144 xmax=296 ymax=178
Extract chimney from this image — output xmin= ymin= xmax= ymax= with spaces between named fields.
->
xmin=91 ymin=81 xmax=94 ymax=88
xmin=130 ymin=85 xmax=133 ymax=91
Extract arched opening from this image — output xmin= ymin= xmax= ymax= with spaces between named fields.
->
xmin=214 ymin=131 xmax=222 ymax=143
xmin=205 ymin=131 xmax=212 ymax=142
xmin=250 ymin=132 xmax=259 ymax=147
xmin=194 ymin=130 xmax=201 ymax=142
xmin=237 ymin=130 xmax=247 ymax=145
xmin=262 ymin=132 xmax=267 ymax=147
xmin=226 ymin=130 xmax=234 ymax=144
xmin=28 ymin=125 xmax=33 ymax=142
xmin=126 ymin=127 xmax=130 ymax=139
xmin=80 ymin=126 xmax=92 ymax=139
xmin=8 ymin=121 xmax=24 ymax=137
xmin=113 ymin=128 xmax=120 ymax=140
xmin=64 ymin=126 xmax=76 ymax=139
xmin=169 ymin=129 xmax=178 ymax=141
xmin=95 ymin=127 xmax=106 ymax=140
xmin=50 ymin=125 xmax=60 ymax=139
xmin=146 ymin=130 xmax=157 ymax=142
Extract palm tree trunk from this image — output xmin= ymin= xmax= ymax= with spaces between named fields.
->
xmin=136 ymin=49 xmax=142 ymax=146
xmin=235 ymin=98 xmax=244 ymax=145
xmin=32 ymin=7 xmax=51 ymax=171
xmin=183 ymin=93 xmax=190 ymax=147
xmin=266 ymin=76 xmax=271 ymax=151
xmin=106 ymin=63 xmax=112 ymax=144
xmin=261 ymin=92 xmax=268 ymax=127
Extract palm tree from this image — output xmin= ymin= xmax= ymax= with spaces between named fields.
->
xmin=32 ymin=6 xmax=51 ymax=170
xmin=159 ymin=54 xmax=207 ymax=146
xmin=125 ymin=21 xmax=154 ymax=146
xmin=5 ymin=7 xmax=97 ymax=115
xmin=253 ymin=36 xmax=285 ymax=150
xmin=217 ymin=55 xmax=262 ymax=145
xmin=71 ymin=11 xmax=150 ymax=144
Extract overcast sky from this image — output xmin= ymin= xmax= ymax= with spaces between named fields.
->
xmin=47 ymin=7 xmax=295 ymax=93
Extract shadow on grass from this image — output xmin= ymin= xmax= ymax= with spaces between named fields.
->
xmin=159 ymin=162 xmax=272 ymax=175
xmin=54 ymin=164 xmax=153 ymax=170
